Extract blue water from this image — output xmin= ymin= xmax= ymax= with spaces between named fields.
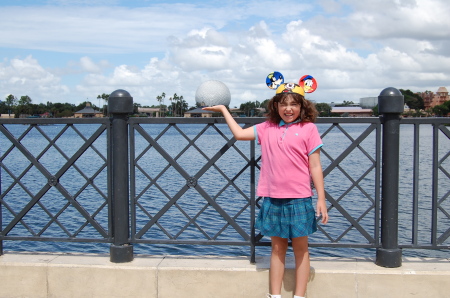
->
xmin=1 ymin=122 xmax=449 ymax=259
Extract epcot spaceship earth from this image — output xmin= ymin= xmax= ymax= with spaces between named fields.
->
xmin=195 ymin=80 xmax=231 ymax=107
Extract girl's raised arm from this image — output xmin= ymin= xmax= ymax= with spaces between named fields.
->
xmin=202 ymin=105 xmax=255 ymax=140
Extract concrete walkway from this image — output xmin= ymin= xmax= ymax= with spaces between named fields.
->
xmin=1 ymin=252 xmax=449 ymax=297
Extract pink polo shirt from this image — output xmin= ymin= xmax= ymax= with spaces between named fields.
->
xmin=255 ymin=120 xmax=323 ymax=198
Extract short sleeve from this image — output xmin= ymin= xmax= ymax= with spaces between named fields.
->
xmin=255 ymin=122 xmax=270 ymax=145
xmin=307 ymin=123 xmax=323 ymax=155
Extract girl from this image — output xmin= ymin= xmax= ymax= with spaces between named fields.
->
xmin=203 ymin=83 xmax=328 ymax=298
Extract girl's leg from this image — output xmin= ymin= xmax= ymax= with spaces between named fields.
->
xmin=291 ymin=236 xmax=310 ymax=297
xmin=269 ymin=236 xmax=289 ymax=295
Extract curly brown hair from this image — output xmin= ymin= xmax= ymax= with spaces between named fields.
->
xmin=266 ymin=93 xmax=318 ymax=124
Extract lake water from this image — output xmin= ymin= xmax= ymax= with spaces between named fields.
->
xmin=1 ymin=121 xmax=449 ymax=259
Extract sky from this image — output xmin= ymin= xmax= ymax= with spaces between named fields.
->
xmin=0 ymin=0 xmax=449 ymax=108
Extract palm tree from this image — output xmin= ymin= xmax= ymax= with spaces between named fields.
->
xmin=156 ymin=92 xmax=166 ymax=117
xmin=172 ymin=93 xmax=179 ymax=117
xmin=97 ymin=93 xmax=110 ymax=116
xmin=179 ymin=95 xmax=184 ymax=116
xmin=161 ymin=92 xmax=166 ymax=116
xmin=156 ymin=95 xmax=162 ymax=117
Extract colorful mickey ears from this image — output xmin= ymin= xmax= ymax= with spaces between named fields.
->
xmin=266 ymin=72 xmax=317 ymax=93
xmin=266 ymin=72 xmax=284 ymax=89
xmin=299 ymin=75 xmax=318 ymax=93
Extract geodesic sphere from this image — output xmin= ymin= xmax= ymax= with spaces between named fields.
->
xmin=195 ymin=80 xmax=231 ymax=107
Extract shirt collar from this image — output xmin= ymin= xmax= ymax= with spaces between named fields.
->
xmin=279 ymin=119 xmax=300 ymax=127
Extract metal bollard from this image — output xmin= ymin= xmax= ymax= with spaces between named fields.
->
xmin=375 ymin=87 xmax=404 ymax=268
xmin=109 ymin=89 xmax=134 ymax=263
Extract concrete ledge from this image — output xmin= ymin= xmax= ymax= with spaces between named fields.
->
xmin=1 ymin=252 xmax=449 ymax=297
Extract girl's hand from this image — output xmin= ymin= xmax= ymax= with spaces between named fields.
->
xmin=202 ymin=105 xmax=226 ymax=113
xmin=316 ymin=200 xmax=329 ymax=224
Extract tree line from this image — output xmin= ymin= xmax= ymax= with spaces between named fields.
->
xmin=1 ymin=89 xmax=448 ymax=118
xmin=0 ymin=94 xmax=100 ymax=118
xmin=0 ymin=92 xmax=192 ymax=118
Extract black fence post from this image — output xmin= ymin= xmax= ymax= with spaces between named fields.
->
xmin=376 ymin=87 xmax=404 ymax=268
xmin=109 ymin=89 xmax=134 ymax=263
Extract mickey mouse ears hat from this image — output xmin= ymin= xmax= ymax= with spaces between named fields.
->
xmin=275 ymin=83 xmax=305 ymax=96
xmin=266 ymin=72 xmax=318 ymax=95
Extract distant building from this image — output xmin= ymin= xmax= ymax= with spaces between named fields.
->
xmin=329 ymin=102 xmax=360 ymax=108
xmin=421 ymin=87 xmax=449 ymax=109
xmin=138 ymin=107 xmax=164 ymax=117
xmin=228 ymin=107 xmax=266 ymax=117
xmin=331 ymin=107 xmax=373 ymax=117
xmin=184 ymin=108 xmax=213 ymax=118
xmin=74 ymin=102 xmax=103 ymax=118
xmin=360 ymin=97 xmax=378 ymax=108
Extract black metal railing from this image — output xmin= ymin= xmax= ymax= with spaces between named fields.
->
xmin=1 ymin=89 xmax=449 ymax=266
xmin=0 ymin=118 xmax=111 ymax=246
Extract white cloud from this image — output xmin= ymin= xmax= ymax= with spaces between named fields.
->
xmin=0 ymin=56 xmax=69 ymax=102
xmin=0 ymin=5 xmax=228 ymax=54
xmin=240 ymin=90 xmax=258 ymax=103
xmin=283 ymin=20 xmax=365 ymax=70
xmin=377 ymin=47 xmax=421 ymax=71
xmin=306 ymin=0 xmax=450 ymax=49
xmin=80 ymin=56 xmax=104 ymax=73
xmin=170 ymin=28 xmax=233 ymax=71
xmin=318 ymin=0 xmax=342 ymax=14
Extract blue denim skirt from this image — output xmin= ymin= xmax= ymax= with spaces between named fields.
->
xmin=255 ymin=197 xmax=317 ymax=239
